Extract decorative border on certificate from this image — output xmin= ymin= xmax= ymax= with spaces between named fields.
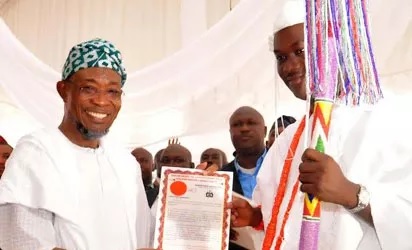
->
xmin=154 ymin=167 xmax=232 ymax=250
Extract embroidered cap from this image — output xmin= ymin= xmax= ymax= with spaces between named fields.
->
xmin=62 ymin=38 xmax=127 ymax=86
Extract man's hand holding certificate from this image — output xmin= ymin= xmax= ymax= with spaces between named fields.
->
xmin=154 ymin=167 xmax=233 ymax=250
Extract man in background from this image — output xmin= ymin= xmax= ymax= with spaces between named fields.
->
xmin=147 ymin=144 xmax=193 ymax=211
xmin=0 ymin=136 xmax=12 ymax=178
xmin=266 ymin=115 xmax=296 ymax=149
xmin=132 ymin=147 xmax=154 ymax=190
xmin=222 ymin=106 xmax=267 ymax=199
xmin=221 ymin=106 xmax=267 ymax=250
xmin=200 ymin=148 xmax=228 ymax=170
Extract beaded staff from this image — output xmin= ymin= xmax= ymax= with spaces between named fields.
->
xmin=299 ymin=0 xmax=383 ymax=249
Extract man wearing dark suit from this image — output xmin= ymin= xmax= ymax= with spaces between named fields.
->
xmin=221 ymin=106 xmax=267 ymax=250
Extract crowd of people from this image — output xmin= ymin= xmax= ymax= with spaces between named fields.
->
xmin=0 ymin=0 xmax=411 ymax=249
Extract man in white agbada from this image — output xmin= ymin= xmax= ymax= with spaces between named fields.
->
xmin=0 ymin=39 xmax=154 ymax=250
xmin=229 ymin=1 xmax=412 ymax=249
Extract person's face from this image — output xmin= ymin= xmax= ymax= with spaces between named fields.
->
xmin=132 ymin=149 xmax=153 ymax=184
xmin=267 ymin=126 xmax=285 ymax=149
xmin=200 ymin=149 xmax=223 ymax=169
xmin=160 ymin=147 xmax=191 ymax=169
xmin=57 ymin=67 xmax=122 ymax=139
xmin=230 ymin=111 xmax=266 ymax=154
xmin=273 ymin=23 xmax=306 ymax=100
xmin=0 ymin=144 xmax=12 ymax=177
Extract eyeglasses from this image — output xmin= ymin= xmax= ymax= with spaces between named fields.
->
xmin=78 ymin=85 xmax=124 ymax=101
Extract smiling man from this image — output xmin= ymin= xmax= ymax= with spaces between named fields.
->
xmin=228 ymin=1 xmax=412 ymax=249
xmin=0 ymin=39 xmax=153 ymax=250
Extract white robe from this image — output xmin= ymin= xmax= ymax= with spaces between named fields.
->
xmin=0 ymin=128 xmax=153 ymax=250
xmin=254 ymin=102 xmax=412 ymax=250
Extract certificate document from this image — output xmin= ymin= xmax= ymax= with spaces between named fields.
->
xmin=154 ymin=167 xmax=233 ymax=250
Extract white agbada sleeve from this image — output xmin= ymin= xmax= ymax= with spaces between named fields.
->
xmin=0 ymin=139 xmax=63 ymax=249
xmin=365 ymin=177 xmax=412 ymax=249
xmin=255 ymin=103 xmax=412 ymax=249
xmin=347 ymin=103 xmax=412 ymax=249
xmin=0 ymin=204 xmax=56 ymax=250
xmin=0 ymin=129 xmax=155 ymax=249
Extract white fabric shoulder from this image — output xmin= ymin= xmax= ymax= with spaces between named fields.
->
xmin=0 ymin=128 xmax=78 ymax=220
xmin=101 ymin=137 xmax=144 ymax=181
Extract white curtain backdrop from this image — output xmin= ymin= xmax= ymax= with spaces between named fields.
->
xmin=0 ymin=0 xmax=241 ymax=72
xmin=0 ymin=0 xmax=411 ymax=163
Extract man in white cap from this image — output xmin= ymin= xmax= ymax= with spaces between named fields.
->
xmin=0 ymin=39 xmax=154 ymax=250
xmin=229 ymin=1 xmax=412 ymax=249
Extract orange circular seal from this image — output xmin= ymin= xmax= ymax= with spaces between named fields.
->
xmin=170 ymin=181 xmax=187 ymax=196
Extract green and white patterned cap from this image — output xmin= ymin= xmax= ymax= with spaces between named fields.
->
xmin=62 ymin=38 xmax=127 ymax=86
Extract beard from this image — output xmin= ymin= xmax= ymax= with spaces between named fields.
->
xmin=75 ymin=121 xmax=109 ymax=140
